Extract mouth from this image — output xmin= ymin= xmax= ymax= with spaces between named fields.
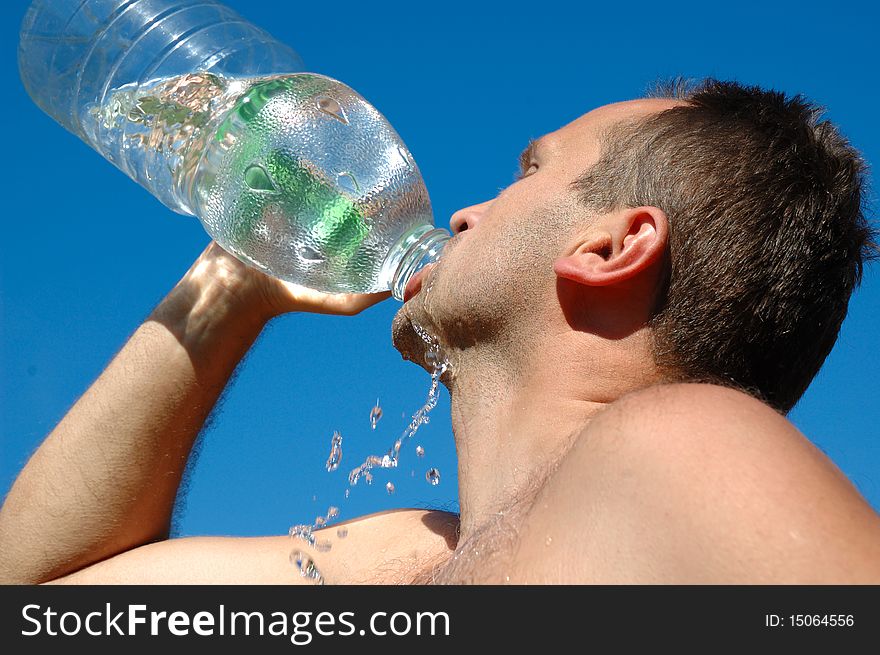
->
xmin=403 ymin=262 xmax=437 ymax=303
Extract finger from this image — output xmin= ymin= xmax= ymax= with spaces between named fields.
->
xmin=321 ymin=290 xmax=393 ymax=315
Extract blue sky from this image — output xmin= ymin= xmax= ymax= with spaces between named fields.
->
xmin=2 ymin=0 xmax=878 ymax=540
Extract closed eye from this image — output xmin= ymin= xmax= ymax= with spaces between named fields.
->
xmin=514 ymin=162 xmax=538 ymax=181
xmin=515 ymin=138 xmax=540 ymax=180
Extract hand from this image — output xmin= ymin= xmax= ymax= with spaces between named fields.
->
xmin=184 ymin=241 xmax=392 ymax=319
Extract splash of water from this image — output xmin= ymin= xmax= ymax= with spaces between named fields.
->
xmin=426 ymin=468 xmax=441 ymax=486
xmin=325 ymin=431 xmax=343 ymax=472
xmin=347 ymin=325 xmax=448 ymax=486
xmin=369 ymin=399 xmax=383 ymax=430
xmin=288 ymin=523 xmax=316 ymax=547
xmin=289 ymin=506 xmax=341 ymax=548
xmin=290 ymin=550 xmax=324 ymax=585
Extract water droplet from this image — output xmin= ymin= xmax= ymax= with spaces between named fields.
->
xmin=312 ymin=495 xmax=317 ymax=502
xmin=397 ymin=146 xmax=410 ymax=167
xmin=411 ymin=470 xmax=415 ymax=477
xmin=426 ymin=468 xmax=441 ymax=486
xmin=290 ymin=550 xmax=324 ymax=584
xmin=337 ymin=171 xmax=361 ymax=194
xmin=425 ymin=348 xmax=440 ymax=367
xmin=325 ymin=431 xmax=343 ymax=472
xmin=386 ymin=481 xmax=395 ymax=494
xmin=347 ymin=346 xmax=445 ymax=488
xmin=288 ymin=524 xmax=316 ymax=547
xmin=315 ymin=540 xmax=332 ymax=553
xmin=244 ymin=164 xmax=278 ymax=193
xmin=298 ymin=244 xmax=324 ymax=263
xmin=344 ymin=489 xmax=350 ymax=499
xmin=316 ymin=95 xmax=348 ymax=124
xmin=326 ymin=506 xmax=339 ymax=521
xmin=370 ymin=400 xmax=383 ymax=430
xmin=545 ymin=536 xmax=553 ymax=547
xmin=314 ymin=516 xmax=326 ymax=527
xmin=416 ymin=445 xmax=425 ymax=457
xmin=337 ymin=527 xmax=348 ymax=539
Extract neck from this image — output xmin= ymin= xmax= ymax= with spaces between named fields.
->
xmin=446 ymin=327 xmax=659 ymax=541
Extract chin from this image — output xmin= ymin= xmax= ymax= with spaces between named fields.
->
xmin=391 ymin=305 xmax=429 ymax=368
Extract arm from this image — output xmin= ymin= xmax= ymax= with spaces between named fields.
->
xmin=511 ymin=383 xmax=880 ymax=583
xmin=44 ymin=509 xmax=459 ymax=585
xmin=0 ymin=242 xmax=389 ymax=584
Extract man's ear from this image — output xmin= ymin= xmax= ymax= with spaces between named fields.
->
xmin=553 ymin=206 xmax=668 ymax=287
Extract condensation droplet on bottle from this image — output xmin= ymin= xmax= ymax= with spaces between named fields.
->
xmin=337 ymin=171 xmax=361 ymax=194
xmin=326 ymin=506 xmax=339 ymax=521
xmin=325 ymin=431 xmax=343 ymax=472
xmin=416 ymin=445 xmax=425 ymax=457
xmin=426 ymin=468 xmax=441 ymax=486
xmin=344 ymin=489 xmax=350 ymax=499
xmin=244 ymin=163 xmax=278 ymax=193
xmin=369 ymin=400 xmax=382 ymax=430
xmin=386 ymin=481 xmax=395 ymax=495
xmin=397 ymin=145 xmax=410 ymax=167
xmin=314 ymin=516 xmax=326 ymax=527
xmin=545 ymin=536 xmax=553 ymax=547
xmin=316 ymin=95 xmax=348 ymax=124
xmin=298 ymin=244 xmax=324 ymax=263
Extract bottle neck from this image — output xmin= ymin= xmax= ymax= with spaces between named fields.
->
xmin=386 ymin=226 xmax=451 ymax=301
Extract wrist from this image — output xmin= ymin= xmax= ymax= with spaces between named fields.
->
xmin=183 ymin=242 xmax=287 ymax=320
xmin=150 ymin=256 xmax=273 ymax=362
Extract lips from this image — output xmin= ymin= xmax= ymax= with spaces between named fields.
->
xmin=403 ymin=262 xmax=437 ymax=302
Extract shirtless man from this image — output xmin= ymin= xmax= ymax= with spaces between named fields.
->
xmin=2 ymin=80 xmax=879 ymax=584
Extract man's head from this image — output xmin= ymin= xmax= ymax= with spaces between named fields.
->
xmin=392 ymin=79 xmax=876 ymax=414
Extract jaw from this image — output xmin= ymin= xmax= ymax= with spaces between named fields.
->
xmin=391 ymin=303 xmax=458 ymax=389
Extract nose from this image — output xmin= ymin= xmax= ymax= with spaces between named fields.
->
xmin=450 ymin=200 xmax=492 ymax=235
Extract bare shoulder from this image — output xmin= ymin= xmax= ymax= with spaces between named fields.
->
xmin=48 ymin=509 xmax=459 ymax=585
xmin=511 ymin=382 xmax=880 ymax=583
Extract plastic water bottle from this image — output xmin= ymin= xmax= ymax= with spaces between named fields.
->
xmin=18 ymin=0 xmax=449 ymax=299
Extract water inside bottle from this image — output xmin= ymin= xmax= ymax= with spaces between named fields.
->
xmin=84 ymin=72 xmax=245 ymax=214
xmin=85 ymin=71 xmax=435 ymax=295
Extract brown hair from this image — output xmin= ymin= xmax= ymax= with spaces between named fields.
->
xmin=573 ymin=79 xmax=877 ymax=413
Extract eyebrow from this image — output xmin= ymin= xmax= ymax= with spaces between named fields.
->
xmin=518 ymin=137 xmax=544 ymax=172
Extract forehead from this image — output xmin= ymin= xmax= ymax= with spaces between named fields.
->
xmin=539 ymin=98 xmax=685 ymax=167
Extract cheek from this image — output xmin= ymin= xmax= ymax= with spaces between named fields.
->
xmin=446 ymin=236 xmax=503 ymax=286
